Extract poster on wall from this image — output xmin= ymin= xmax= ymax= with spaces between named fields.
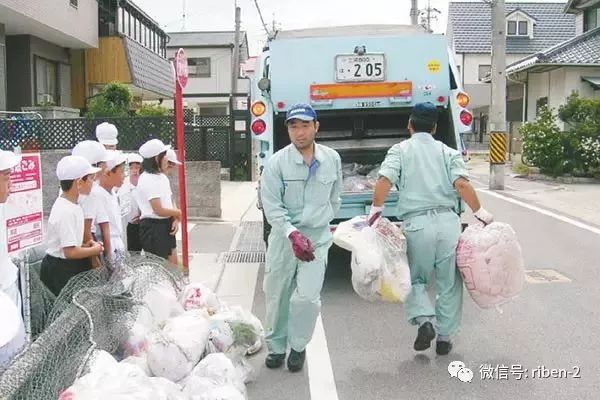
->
xmin=5 ymin=153 xmax=44 ymax=254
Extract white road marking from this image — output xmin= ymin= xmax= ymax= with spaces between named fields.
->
xmin=307 ymin=314 xmax=339 ymax=400
xmin=176 ymin=222 xmax=196 ymax=241
xmin=477 ymin=189 xmax=600 ymax=236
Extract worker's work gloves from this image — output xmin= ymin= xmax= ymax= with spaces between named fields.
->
xmin=288 ymin=231 xmax=316 ymax=262
xmin=474 ymin=207 xmax=494 ymax=226
xmin=367 ymin=206 xmax=384 ymax=227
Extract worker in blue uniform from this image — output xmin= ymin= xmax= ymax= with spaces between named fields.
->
xmin=369 ymin=102 xmax=493 ymax=355
xmin=260 ymin=103 xmax=343 ymax=372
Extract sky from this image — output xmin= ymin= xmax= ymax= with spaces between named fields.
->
xmin=133 ymin=0 xmax=568 ymax=55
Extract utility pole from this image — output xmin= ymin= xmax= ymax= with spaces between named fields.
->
xmin=181 ymin=0 xmax=186 ymax=31
xmin=419 ymin=0 xmax=441 ymax=33
xmin=410 ymin=0 xmax=419 ymax=25
xmin=232 ymin=4 xmax=241 ymax=97
xmin=489 ymin=0 xmax=507 ymax=190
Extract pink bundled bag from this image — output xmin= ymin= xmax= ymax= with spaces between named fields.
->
xmin=456 ymin=221 xmax=525 ymax=310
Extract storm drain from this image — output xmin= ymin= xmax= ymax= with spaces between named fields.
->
xmin=224 ymin=251 xmax=265 ymax=263
xmin=235 ymin=221 xmax=265 ymax=252
xmin=525 ymin=269 xmax=571 ymax=284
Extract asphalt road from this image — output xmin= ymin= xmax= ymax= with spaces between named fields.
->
xmin=246 ymin=189 xmax=600 ymax=400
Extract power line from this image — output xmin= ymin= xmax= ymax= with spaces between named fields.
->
xmin=253 ymin=0 xmax=271 ymax=37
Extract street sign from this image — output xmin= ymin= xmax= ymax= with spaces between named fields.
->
xmin=5 ymin=153 xmax=43 ymax=254
xmin=175 ymin=48 xmax=188 ymax=89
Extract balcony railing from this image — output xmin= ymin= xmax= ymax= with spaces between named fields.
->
xmin=98 ymin=0 xmax=169 ymax=58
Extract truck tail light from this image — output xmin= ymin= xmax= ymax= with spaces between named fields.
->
xmin=251 ymin=101 xmax=266 ymax=117
xmin=457 ymin=92 xmax=470 ymax=108
xmin=460 ymin=110 xmax=473 ymax=126
xmin=251 ymin=119 xmax=266 ymax=135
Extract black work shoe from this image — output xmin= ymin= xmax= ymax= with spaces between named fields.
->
xmin=265 ymin=353 xmax=286 ymax=369
xmin=287 ymin=349 xmax=306 ymax=372
xmin=413 ymin=322 xmax=436 ymax=351
xmin=436 ymin=341 xmax=453 ymax=356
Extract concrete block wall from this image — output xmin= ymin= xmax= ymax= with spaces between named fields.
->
xmin=39 ymin=151 xmax=221 ymax=219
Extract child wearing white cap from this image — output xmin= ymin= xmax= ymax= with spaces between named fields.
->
xmin=0 ymin=150 xmax=23 ymax=314
xmin=118 ymin=153 xmax=143 ymax=252
xmin=96 ymin=122 xmax=119 ymax=150
xmin=72 ymin=141 xmax=110 ymax=251
xmin=136 ymin=139 xmax=181 ymax=261
xmin=95 ymin=151 xmax=127 ymax=262
xmin=40 ymin=156 xmax=104 ymax=296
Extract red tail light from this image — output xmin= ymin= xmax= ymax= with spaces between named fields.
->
xmin=251 ymin=119 xmax=266 ymax=135
xmin=460 ymin=110 xmax=473 ymax=126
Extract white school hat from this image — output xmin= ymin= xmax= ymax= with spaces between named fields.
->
xmin=139 ymin=139 xmax=170 ymax=159
xmin=166 ymin=149 xmax=182 ymax=165
xmin=56 ymin=155 xmax=101 ymax=181
xmin=0 ymin=150 xmax=20 ymax=171
xmin=105 ymin=151 xmax=128 ymax=171
xmin=95 ymin=122 xmax=119 ymax=146
xmin=127 ymin=153 xmax=143 ymax=164
xmin=72 ymin=141 xmax=109 ymax=165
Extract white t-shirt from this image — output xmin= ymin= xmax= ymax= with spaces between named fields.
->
xmin=94 ymin=186 xmax=124 ymax=251
xmin=137 ymin=172 xmax=173 ymax=220
xmin=0 ymin=204 xmax=18 ymax=292
xmin=46 ymin=197 xmax=85 ymax=259
xmin=117 ymin=179 xmax=140 ymax=223
xmin=80 ymin=183 xmax=109 ymax=235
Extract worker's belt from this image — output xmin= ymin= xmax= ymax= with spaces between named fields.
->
xmin=402 ymin=207 xmax=455 ymax=220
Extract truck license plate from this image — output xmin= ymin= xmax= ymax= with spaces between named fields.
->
xmin=335 ymin=54 xmax=385 ymax=82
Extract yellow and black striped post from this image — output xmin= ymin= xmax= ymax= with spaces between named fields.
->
xmin=489 ymin=132 xmax=507 ymax=164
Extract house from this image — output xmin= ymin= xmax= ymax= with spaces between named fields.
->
xmin=70 ymin=0 xmax=174 ymax=109
xmin=0 ymin=0 xmax=98 ymax=113
xmin=505 ymin=0 xmax=600 ymax=129
xmin=447 ymin=1 xmax=576 ymax=138
xmin=165 ymin=31 xmax=250 ymax=115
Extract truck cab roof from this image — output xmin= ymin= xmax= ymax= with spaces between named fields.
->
xmin=272 ymin=24 xmax=429 ymax=40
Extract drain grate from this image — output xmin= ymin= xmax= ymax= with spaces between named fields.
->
xmin=224 ymin=251 xmax=265 ymax=263
xmin=525 ymin=269 xmax=571 ymax=284
xmin=235 ymin=221 xmax=265 ymax=252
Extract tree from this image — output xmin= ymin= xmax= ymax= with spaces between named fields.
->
xmin=86 ymin=83 xmax=133 ymax=118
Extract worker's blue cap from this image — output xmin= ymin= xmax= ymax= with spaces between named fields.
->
xmin=410 ymin=102 xmax=438 ymax=124
xmin=286 ymin=103 xmax=317 ymax=122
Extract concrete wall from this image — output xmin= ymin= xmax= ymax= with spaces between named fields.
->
xmin=0 ymin=0 xmax=98 ymax=48
xmin=0 ymin=23 xmax=5 ymax=111
xmin=40 ymin=151 xmax=221 ymax=219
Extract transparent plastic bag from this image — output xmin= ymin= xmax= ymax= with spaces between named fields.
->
xmin=456 ymin=221 xmax=525 ymax=310
xmin=179 ymin=283 xmax=221 ymax=314
xmin=333 ymin=216 xmax=411 ymax=303
xmin=188 ymin=353 xmax=246 ymax=398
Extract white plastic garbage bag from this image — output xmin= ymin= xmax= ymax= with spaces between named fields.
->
xmin=143 ymin=282 xmax=185 ymax=326
xmin=456 ymin=221 xmax=525 ymax=310
xmin=148 ymin=377 xmax=186 ymax=400
xmin=195 ymin=386 xmax=246 ymax=400
xmin=333 ymin=216 xmax=412 ymax=303
xmin=189 ymin=353 xmax=246 ymax=397
xmin=121 ymin=355 xmax=152 ymax=377
xmin=163 ymin=309 xmax=211 ymax=363
xmin=146 ymin=331 xmax=195 ymax=383
xmin=180 ymin=283 xmax=221 ymax=314
xmin=208 ymin=306 xmax=264 ymax=357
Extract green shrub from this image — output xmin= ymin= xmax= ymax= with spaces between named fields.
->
xmin=520 ymin=106 xmax=567 ymax=176
xmin=137 ymin=103 xmax=171 ymax=117
xmin=86 ymin=83 xmax=133 ymax=118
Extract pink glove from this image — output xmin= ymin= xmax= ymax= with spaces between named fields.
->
xmin=288 ymin=231 xmax=315 ymax=262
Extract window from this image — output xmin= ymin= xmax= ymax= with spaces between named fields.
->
xmin=35 ymin=57 xmax=58 ymax=105
xmin=518 ymin=21 xmax=528 ymax=35
xmin=188 ymin=58 xmax=211 ymax=78
xmin=70 ymin=0 xmax=78 ymax=8
xmin=507 ymin=21 xmax=517 ymax=35
xmin=478 ymin=65 xmax=492 ymax=82
xmin=584 ymin=6 xmax=600 ymax=32
xmin=536 ymin=97 xmax=548 ymax=112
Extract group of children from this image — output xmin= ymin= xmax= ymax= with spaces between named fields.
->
xmin=41 ymin=123 xmax=183 ymax=296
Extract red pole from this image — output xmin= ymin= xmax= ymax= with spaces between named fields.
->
xmin=175 ymin=80 xmax=189 ymax=271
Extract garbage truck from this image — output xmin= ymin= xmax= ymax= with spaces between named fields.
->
xmin=250 ymin=25 xmax=473 ymax=243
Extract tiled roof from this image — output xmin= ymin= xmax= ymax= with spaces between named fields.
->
xmin=448 ymin=2 xmax=576 ymax=54
xmin=507 ymin=27 xmax=600 ymax=73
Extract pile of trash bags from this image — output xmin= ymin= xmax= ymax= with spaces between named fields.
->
xmin=59 ymin=282 xmax=264 ymax=400
xmin=333 ymin=216 xmax=411 ymax=303
xmin=342 ymin=163 xmax=397 ymax=193
xmin=456 ymin=221 xmax=525 ymax=310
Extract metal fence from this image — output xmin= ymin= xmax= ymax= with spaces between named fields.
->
xmin=184 ymin=115 xmax=232 ymax=167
